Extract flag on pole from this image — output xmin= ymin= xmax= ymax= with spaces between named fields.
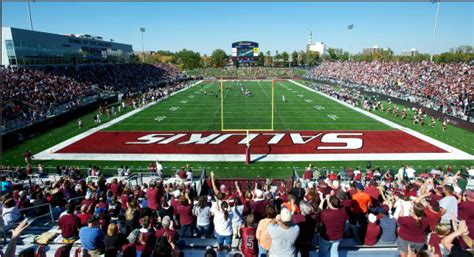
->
xmin=348 ymin=24 xmax=354 ymax=30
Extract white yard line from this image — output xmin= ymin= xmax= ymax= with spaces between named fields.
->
xmin=34 ymin=81 xmax=203 ymax=160
xmin=37 ymin=152 xmax=474 ymax=162
xmin=288 ymin=79 xmax=473 ymax=160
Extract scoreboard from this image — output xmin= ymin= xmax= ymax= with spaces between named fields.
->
xmin=231 ymin=41 xmax=259 ymax=63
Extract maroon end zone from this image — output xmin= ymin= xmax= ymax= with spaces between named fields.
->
xmin=56 ymin=130 xmax=447 ymax=154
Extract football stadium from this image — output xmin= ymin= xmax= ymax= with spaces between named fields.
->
xmin=1 ymin=2 xmax=474 ymax=257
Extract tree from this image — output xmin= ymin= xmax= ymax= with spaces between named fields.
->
xmin=305 ymin=51 xmax=320 ymax=66
xmin=209 ymin=49 xmax=228 ymax=68
xmin=257 ymin=52 xmax=265 ymax=67
xmin=265 ymin=51 xmax=272 ymax=67
xmin=298 ymin=51 xmax=306 ymax=66
xmin=291 ymin=51 xmax=299 ymax=67
xmin=327 ymin=48 xmax=338 ymax=60
xmin=201 ymin=55 xmax=211 ymax=68
xmin=281 ymin=52 xmax=290 ymax=67
xmin=176 ymin=49 xmax=202 ymax=70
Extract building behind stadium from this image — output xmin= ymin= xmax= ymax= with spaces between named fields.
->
xmin=1 ymin=27 xmax=133 ymax=67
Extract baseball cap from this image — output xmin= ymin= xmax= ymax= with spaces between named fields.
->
xmin=280 ymin=208 xmax=292 ymax=223
xmin=173 ymin=190 xmax=181 ymax=198
xmin=368 ymin=213 xmax=377 ymax=223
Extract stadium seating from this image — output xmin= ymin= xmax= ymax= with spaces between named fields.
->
xmin=306 ymin=61 xmax=473 ymax=121
xmin=1 ymin=165 xmax=473 ymax=257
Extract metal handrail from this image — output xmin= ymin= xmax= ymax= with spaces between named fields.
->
xmin=18 ymin=195 xmax=85 ymax=223
xmin=18 ymin=203 xmax=54 ymax=223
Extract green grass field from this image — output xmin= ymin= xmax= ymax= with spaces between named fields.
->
xmin=2 ymin=79 xmax=473 ymax=178
xmin=106 ymin=80 xmax=391 ymax=132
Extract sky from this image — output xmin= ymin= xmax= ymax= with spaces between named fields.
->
xmin=2 ymin=2 xmax=473 ymax=55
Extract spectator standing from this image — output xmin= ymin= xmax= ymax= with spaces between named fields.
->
xmin=104 ymin=223 xmax=125 ymax=256
xmin=231 ymin=197 xmax=245 ymax=239
xmin=240 ymin=213 xmax=258 ymax=257
xmin=378 ymin=205 xmax=397 ymax=244
xmin=125 ymin=200 xmax=140 ymax=235
xmin=193 ymin=195 xmax=211 ymax=238
xmin=350 ymin=182 xmax=371 ymax=238
xmin=177 ymin=194 xmax=195 ymax=237
xmin=58 ymin=204 xmax=80 ymax=243
xmin=397 ymin=203 xmax=429 ymax=257
xmin=319 ymin=195 xmax=347 ymax=257
xmin=293 ymin=201 xmax=318 ymax=257
xmin=439 ymin=185 xmax=458 ymax=224
xmin=256 ymin=205 xmax=276 ymax=257
xmin=214 ymin=201 xmax=233 ymax=251
xmin=267 ymin=208 xmax=300 ymax=257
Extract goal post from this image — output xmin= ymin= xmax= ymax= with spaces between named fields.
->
xmin=220 ymin=79 xmax=276 ymax=132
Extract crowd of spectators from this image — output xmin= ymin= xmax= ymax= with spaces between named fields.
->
xmin=186 ymin=67 xmax=306 ymax=79
xmin=1 ymin=63 xmax=184 ymax=130
xmin=1 ymin=162 xmax=473 ymax=257
xmin=308 ymin=81 xmax=453 ymax=131
xmin=306 ymin=61 xmax=473 ymax=121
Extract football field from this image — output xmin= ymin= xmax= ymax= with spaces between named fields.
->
xmin=33 ymin=80 xmax=473 ymax=163
xmin=105 ymin=80 xmax=390 ymax=131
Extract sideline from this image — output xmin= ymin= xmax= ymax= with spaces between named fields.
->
xmin=34 ymin=81 xmax=203 ymax=160
xmin=288 ymin=79 xmax=473 ymax=160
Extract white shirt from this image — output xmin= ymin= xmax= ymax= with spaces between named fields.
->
xmin=406 ymin=168 xmax=416 ymax=179
xmin=393 ymin=199 xmax=412 ymax=219
xmin=213 ymin=210 xmax=233 ymax=236
xmin=439 ymin=195 xmax=458 ymax=223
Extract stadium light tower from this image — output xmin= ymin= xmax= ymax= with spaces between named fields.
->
xmin=347 ymin=24 xmax=354 ymax=61
xmin=140 ymin=27 xmax=146 ymax=62
xmin=27 ymin=0 xmax=34 ymax=31
xmin=430 ymin=0 xmax=441 ymax=62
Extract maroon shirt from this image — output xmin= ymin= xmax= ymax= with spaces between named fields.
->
xmin=458 ymin=201 xmax=474 ymax=221
xmin=364 ymin=223 xmax=381 ymax=246
xmin=147 ymin=187 xmax=159 ymax=211
xmin=365 ymin=186 xmax=380 ymax=202
xmin=81 ymin=199 xmax=96 ymax=213
xmin=76 ymin=213 xmax=91 ymax=227
xmin=295 ymin=213 xmax=318 ymax=245
xmin=320 ymin=208 xmax=347 ymax=240
xmin=155 ymin=228 xmax=179 ymax=243
xmin=58 ymin=214 xmax=80 ymax=238
xmin=177 ymin=203 xmax=193 ymax=225
xmin=135 ymin=243 xmax=152 ymax=257
xmin=120 ymin=194 xmax=129 ymax=210
xmin=249 ymin=199 xmax=269 ymax=222
xmin=397 ymin=216 xmax=429 ymax=243
xmin=170 ymin=198 xmax=179 ymax=215
xmin=428 ymin=232 xmax=442 ymax=256
xmin=240 ymin=227 xmax=258 ymax=257
xmin=177 ymin=170 xmax=186 ymax=179
xmin=109 ymin=183 xmax=121 ymax=197
xmin=458 ymin=201 xmax=474 ymax=244
xmin=424 ymin=207 xmax=441 ymax=232
xmin=430 ymin=192 xmax=443 ymax=202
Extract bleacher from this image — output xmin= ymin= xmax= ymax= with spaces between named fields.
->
xmin=1 ymin=172 xmax=401 ymax=257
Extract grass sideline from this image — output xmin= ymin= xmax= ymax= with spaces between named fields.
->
xmin=2 ymin=79 xmax=473 ymax=178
